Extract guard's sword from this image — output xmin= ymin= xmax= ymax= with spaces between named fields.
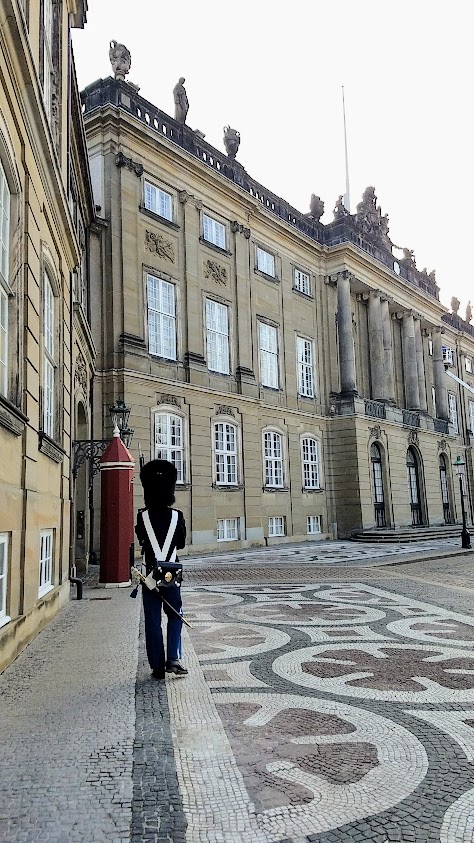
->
xmin=130 ymin=566 xmax=192 ymax=628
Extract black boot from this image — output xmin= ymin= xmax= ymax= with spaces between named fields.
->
xmin=166 ymin=661 xmax=188 ymax=676
xmin=152 ymin=668 xmax=165 ymax=680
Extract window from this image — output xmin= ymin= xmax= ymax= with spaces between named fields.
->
xmin=448 ymin=393 xmax=459 ymax=433
xmin=297 ymin=337 xmax=314 ymax=397
xmin=147 ymin=274 xmax=176 ymax=360
xmin=39 ymin=530 xmax=53 ymax=597
xmin=0 ymin=161 xmax=10 ymax=397
xmin=443 ymin=346 xmax=454 ymax=366
xmin=0 ymin=534 xmax=8 ymax=623
xmin=202 ymin=214 xmax=226 ymax=249
xmin=43 ymin=273 xmax=55 ymax=437
xmin=301 ymin=437 xmax=320 ymax=489
xmin=154 ymin=412 xmax=184 ymax=482
xmin=264 ymin=430 xmax=284 ymax=488
xmin=268 ymin=516 xmax=285 ymax=537
xmin=42 ymin=0 xmax=54 ymax=121
xmin=217 ymin=518 xmax=239 ymax=542
xmin=293 ymin=268 xmax=311 ymax=296
xmin=206 ymin=299 xmax=229 ymax=374
xmin=432 ymin=386 xmax=437 ymax=417
xmin=307 ymin=515 xmax=321 ymax=535
xmin=469 ymin=400 xmax=474 ymax=433
xmin=466 ymin=357 xmax=473 ymax=374
xmin=256 ymin=246 xmax=275 ymax=277
xmin=144 ymin=181 xmax=173 ymax=221
xmin=259 ymin=322 xmax=279 ymax=388
xmin=214 ymin=422 xmax=237 ymax=484
xmin=428 ymin=338 xmax=433 ymax=356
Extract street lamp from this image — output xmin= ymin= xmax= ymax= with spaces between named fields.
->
xmin=109 ymin=398 xmax=134 ymax=447
xmin=454 ymin=456 xmax=471 ymax=549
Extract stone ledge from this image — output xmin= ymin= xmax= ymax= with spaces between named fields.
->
xmin=38 ymin=432 xmax=66 ymax=463
xmin=0 ymin=395 xmax=28 ymax=436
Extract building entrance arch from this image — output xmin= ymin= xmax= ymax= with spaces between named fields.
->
xmin=439 ymin=453 xmax=452 ymax=524
xmin=371 ymin=443 xmax=386 ymax=527
xmin=406 ymin=446 xmax=424 ymax=526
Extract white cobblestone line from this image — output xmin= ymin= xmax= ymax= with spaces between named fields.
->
xmin=167 ymin=628 xmax=269 ymax=843
xmin=440 ymin=787 xmax=474 ymax=842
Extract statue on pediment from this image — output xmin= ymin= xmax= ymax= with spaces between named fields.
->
xmin=333 ymin=194 xmax=349 ymax=220
xmin=466 ymin=301 xmax=472 ymax=323
xmin=173 ymin=78 xmax=189 ymax=124
xmin=308 ymin=194 xmax=324 ymax=221
xmin=354 ymin=186 xmax=393 ymax=252
xmin=223 ymin=126 xmax=240 ymax=158
xmin=400 ymin=247 xmax=416 ymax=268
xmin=109 ymin=40 xmax=131 ymax=80
xmin=451 ymin=296 xmax=460 ymax=315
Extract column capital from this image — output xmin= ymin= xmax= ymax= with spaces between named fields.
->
xmin=324 ymin=274 xmax=338 ymax=287
xmin=433 ymin=325 xmax=446 ymax=335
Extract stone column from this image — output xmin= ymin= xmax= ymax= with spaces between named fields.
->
xmin=414 ymin=317 xmax=427 ymax=412
xmin=402 ymin=311 xmax=421 ymax=410
xmin=337 ymin=272 xmax=357 ymax=395
xmin=432 ymin=326 xmax=449 ymax=421
xmin=368 ymin=291 xmax=385 ymax=400
xmin=381 ymin=298 xmax=394 ymax=402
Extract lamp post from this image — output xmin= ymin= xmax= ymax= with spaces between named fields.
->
xmin=109 ymin=398 xmax=134 ymax=447
xmin=454 ymin=456 xmax=471 ymax=549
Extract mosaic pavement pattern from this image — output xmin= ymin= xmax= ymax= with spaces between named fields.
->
xmin=184 ymin=538 xmax=461 ymax=569
xmin=168 ymin=581 xmax=474 ymax=842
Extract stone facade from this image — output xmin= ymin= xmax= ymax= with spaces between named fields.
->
xmin=0 ymin=1 xmax=95 ymax=672
xmin=81 ymin=75 xmax=474 ymax=556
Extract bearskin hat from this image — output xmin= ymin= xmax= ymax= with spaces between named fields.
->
xmin=140 ymin=459 xmax=177 ymax=507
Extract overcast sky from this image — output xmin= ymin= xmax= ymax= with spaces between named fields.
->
xmin=72 ymin=0 xmax=473 ymax=316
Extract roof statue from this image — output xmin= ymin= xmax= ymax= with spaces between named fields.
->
xmin=333 ymin=194 xmax=349 ymax=220
xmin=173 ymin=78 xmax=189 ymax=124
xmin=308 ymin=194 xmax=324 ymax=222
xmin=109 ymin=40 xmax=131 ymax=81
xmin=354 ymin=186 xmax=393 ymax=252
xmin=467 ymin=301 xmax=473 ymax=323
xmin=400 ymin=247 xmax=416 ymax=268
xmin=223 ymin=126 xmax=240 ymax=159
xmin=451 ymin=297 xmax=460 ymax=315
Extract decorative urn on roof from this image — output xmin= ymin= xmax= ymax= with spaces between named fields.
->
xmin=223 ymin=126 xmax=240 ymax=159
xmin=109 ymin=40 xmax=131 ymax=80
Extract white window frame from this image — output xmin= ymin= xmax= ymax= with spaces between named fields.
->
xmin=154 ymin=411 xmax=184 ymax=483
xmin=0 ymin=286 xmax=7 ymax=397
xmin=214 ymin=421 xmax=238 ymax=485
xmin=147 ymin=273 xmax=177 ymax=360
xmin=428 ymin=338 xmax=433 ymax=356
xmin=256 ymin=246 xmax=275 ymax=278
xmin=268 ymin=516 xmax=285 ymax=537
xmin=259 ymin=321 xmax=279 ymax=388
xmin=448 ymin=392 xmax=459 ymax=433
xmin=0 ymin=159 xmax=10 ymax=284
xmin=432 ymin=386 xmax=437 ymax=418
xmin=217 ymin=518 xmax=239 ymax=542
xmin=42 ymin=0 xmax=54 ymax=122
xmin=206 ymin=299 xmax=230 ymax=374
xmin=469 ymin=400 xmax=474 ymax=434
xmin=43 ymin=272 xmax=55 ymax=438
xmin=466 ymin=357 xmax=473 ymax=374
xmin=144 ymin=181 xmax=173 ymax=222
xmin=202 ymin=214 xmax=226 ymax=249
xmin=0 ymin=533 xmax=9 ymax=625
xmin=443 ymin=346 xmax=454 ymax=366
xmin=307 ymin=515 xmax=321 ymax=535
xmin=301 ymin=436 xmax=320 ymax=489
xmin=293 ymin=268 xmax=311 ymax=296
xmin=297 ymin=336 xmax=314 ymax=397
xmin=39 ymin=529 xmax=53 ymax=597
xmin=263 ymin=430 xmax=284 ymax=488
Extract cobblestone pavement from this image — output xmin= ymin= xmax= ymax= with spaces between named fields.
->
xmin=2 ymin=546 xmax=474 ymax=842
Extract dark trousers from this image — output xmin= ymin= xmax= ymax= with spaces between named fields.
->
xmin=142 ymin=583 xmax=183 ymax=671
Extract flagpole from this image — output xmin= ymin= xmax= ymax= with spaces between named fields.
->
xmin=342 ymin=86 xmax=351 ymax=213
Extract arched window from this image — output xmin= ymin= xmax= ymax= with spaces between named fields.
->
xmin=263 ymin=430 xmax=284 ymax=488
xmin=439 ymin=454 xmax=452 ymax=524
xmin=371 ymin=443 xmax=386 ymax=527
xmin=301 ymin=436 xmax=320 ymax=489
xmin=214 ymin=421 xmax=237 ymax=485
xmin=42 ymin=270 xmax=55 ymax=437
xmin=154 ymin=411 xmax=184 ymax=483
xmin=407 ymin=447 xmax=423 ymax=526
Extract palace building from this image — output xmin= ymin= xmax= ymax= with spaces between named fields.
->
xmin=80 ymin=67 xmax=474 ymax=556
xmin=0 ymin=1 xmax=96 ymax=672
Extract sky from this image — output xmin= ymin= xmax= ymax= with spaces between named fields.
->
xmin=72 ymin=0 xmax=474 ymax=316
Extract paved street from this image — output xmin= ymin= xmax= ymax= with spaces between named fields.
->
xmin=2 ymin=542 xmax=474 ymax=842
